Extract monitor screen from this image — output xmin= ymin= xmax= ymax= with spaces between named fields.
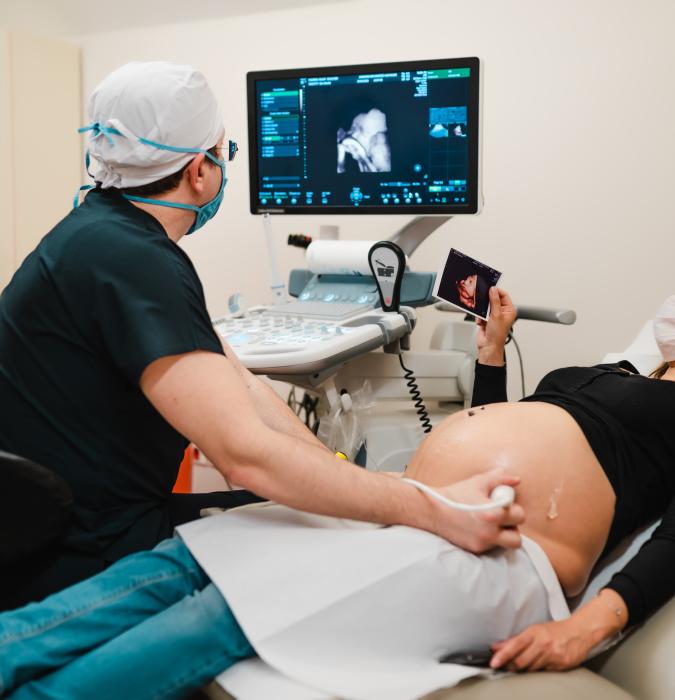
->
xmin=247 ymin=57 xmax=480 ymax=215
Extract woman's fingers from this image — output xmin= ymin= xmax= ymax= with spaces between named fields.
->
xmin=529 ymin=654 xmax=549 ymax=672
xmin=488 ymin=286 xmax=502 ymax=318
xmin=508 ymin=642 xmax=544 ymax=672
xmin=490 ymin=630 xmax=532 ymax=668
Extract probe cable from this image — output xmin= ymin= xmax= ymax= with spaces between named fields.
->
xmin=399 ymin=353 xmax=433 ymax=434
xmin=401 ymin=479 xmax=515 ymax=512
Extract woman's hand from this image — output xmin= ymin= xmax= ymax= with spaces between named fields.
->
xmin=489 ymin=618 xmax=595 ymax=672
xmin=490 ymin=589 xmax=628 ymax=672
xmin=476 ymin=287 xmax=517 ymax=366
xmin=432 ymin=467 xmax=525 ymax=553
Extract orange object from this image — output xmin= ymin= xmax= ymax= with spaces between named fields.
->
xmin=172 ymin=445 xmax=194 ymax=493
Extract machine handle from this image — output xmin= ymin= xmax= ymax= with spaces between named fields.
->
xmin=368 ymin=241 xmax=406 ymax=313
xmin=514 ymin=305 xmax=576 ymax=325
xmin=434 ymin=301 xmax=576 ymax=325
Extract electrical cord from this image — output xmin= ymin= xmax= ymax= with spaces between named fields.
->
xmin=287 ymin=388 xmax=319 ymax=427
xmin=506 ymin=331 xmax=526 ymax=398
xmin=399 ymin=353 xmax=433 ymax=434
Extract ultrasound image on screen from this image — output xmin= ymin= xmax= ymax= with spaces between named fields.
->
xmin=429 ymin=106 xmax=468 ymax=138
xmin=337 ymin=108 xmax=392 ymax=173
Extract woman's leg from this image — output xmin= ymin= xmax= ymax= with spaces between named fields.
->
xmin=0 ymin=537 xmax=208 ymax=695
xmin=9 ymin=584 xmax=254 ymax=700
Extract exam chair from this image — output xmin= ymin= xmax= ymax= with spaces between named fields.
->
xmin=0 ymin=450 xmax=73 ymax=608
xmin=205 ymin=321 xmax=675 ymax=700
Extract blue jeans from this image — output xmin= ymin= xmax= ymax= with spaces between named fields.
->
xmin=0 ymin=538 xmax=255 ymax=700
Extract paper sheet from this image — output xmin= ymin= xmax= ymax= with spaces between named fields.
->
xmin=178 ymin=504 xmax=567 ymax=700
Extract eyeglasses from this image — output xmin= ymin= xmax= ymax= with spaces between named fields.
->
xmin=215 ymin=140 xmax=238 ymax=162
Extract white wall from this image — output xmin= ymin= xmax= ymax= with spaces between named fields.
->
xmin=11 ymin=32 xmax=81 ymax=264
xmin=0 ymin=30 xmax=81 ymax=289
xmin=76 ymin=0 xmax=675 ymax=393
xmin=0 ymin=31 xmax=15 ymax=289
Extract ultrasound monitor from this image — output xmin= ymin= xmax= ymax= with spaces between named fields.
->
xmin=247 ymin=57 xmax=481 ymax=215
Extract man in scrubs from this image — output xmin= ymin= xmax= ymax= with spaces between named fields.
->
xmin=0 ymin=62 xmax=523 ymax=609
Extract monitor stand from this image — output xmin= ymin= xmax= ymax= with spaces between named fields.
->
xmin=262 ymin=213 xmax=287 ymax=305
xmin=388 ymin=215 xmax=452 ymax=257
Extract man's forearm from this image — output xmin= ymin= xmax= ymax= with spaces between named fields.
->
xmin=142 ymin=350 xmax=518 ymax=551
xmin=222 ymin=339 xmax=327 ymax=450
xmin=226 ymin=425 xmax=437 ymax=532
xmin=245 ymin=374 xmax=328 ymax=451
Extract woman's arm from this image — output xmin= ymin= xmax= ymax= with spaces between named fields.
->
xmin=491 ymin=494 xmax=675 ymax=671
xmin=470 ymin=287 xmax=517 ymax=407
xmin=604 ymin=493 xmax=675 ymax=626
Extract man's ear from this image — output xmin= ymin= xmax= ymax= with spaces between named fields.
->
xmin=185 ymin=153 xmax=207 ymax=191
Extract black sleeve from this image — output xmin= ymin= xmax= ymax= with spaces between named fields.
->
xmin=94 ymin=243 xmax=224 ymax=385
xmin=605 ymin=493 xmax=675 ymax=625
xmin=592 ymin=360 xmax=640 ymax=374
xmin=470 ymin=361 xmax=508 ymax=407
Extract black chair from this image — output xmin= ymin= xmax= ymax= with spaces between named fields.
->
xmin=0 ymin=450 xmax=73 ymax=568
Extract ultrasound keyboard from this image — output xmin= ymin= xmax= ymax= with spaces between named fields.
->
xmin=213 ymin=301 xmax=411 ymax=376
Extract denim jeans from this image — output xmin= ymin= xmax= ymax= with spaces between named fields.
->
xmin=0 ymin=537 xmax=254 ymax=700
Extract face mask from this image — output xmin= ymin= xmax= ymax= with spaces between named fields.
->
xmin=74 ymin=125 xmax=233 ymax=235
xmin=653 ymin=295 xmax=675 ymax=362
xmin=123 ymin=148 xmax=227 ymax=235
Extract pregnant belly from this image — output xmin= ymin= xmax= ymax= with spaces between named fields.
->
xmin=405 ymin=401 xmax=616 ymax=595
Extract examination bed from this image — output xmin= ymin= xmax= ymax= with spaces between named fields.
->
xmin=205 ymin=321 xmax=675 ymax=700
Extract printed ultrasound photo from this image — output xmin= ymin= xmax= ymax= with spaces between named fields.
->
xmin=337 ymin=108 xmax=392 ymax=173
xmin=433 ymin=248 xmax=502 ymax=321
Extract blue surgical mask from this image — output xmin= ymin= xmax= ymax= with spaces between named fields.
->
xmin=123 ymin=150 xmax=227 ymax=235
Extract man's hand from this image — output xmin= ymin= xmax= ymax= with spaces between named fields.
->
xmin=476 ymin=287 xmax=517 ymax=366
xmin=489 ymin=618 xmax=595 ymax=672
xmin=427 ymin=468 xmax=525 ymax=552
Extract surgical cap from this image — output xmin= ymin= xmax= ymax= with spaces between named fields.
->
xmin=84 ymin=61 xmax=224 ymax=189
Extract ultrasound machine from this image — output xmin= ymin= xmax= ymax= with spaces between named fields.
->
xmin=215 ymin=56 xmax=574 ymax=469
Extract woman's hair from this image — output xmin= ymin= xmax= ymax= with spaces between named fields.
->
xmin=650 ymin=361 xmax=670 ymax=379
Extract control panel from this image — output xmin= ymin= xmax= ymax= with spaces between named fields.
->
xmin=214 ymin=304 xmax=411 ymax=376
xmin=296 ymin=278 xmax=379 ymax=306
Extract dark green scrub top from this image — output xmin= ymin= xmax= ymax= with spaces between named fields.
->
xmin=0 ymin=188 xmax=224 ymax=559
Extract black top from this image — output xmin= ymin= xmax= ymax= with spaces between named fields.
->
xmin=471 ymin=361 xmax=675 ymax=625
xmin=0 ymin=188 xmax=224 ymax=560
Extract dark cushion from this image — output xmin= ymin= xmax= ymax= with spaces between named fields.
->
xmin=0 ymin=450 xmax=73 ymax=567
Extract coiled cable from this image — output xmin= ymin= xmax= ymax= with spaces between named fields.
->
xmin=399 ymin=353 xmax=433 ymax=434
